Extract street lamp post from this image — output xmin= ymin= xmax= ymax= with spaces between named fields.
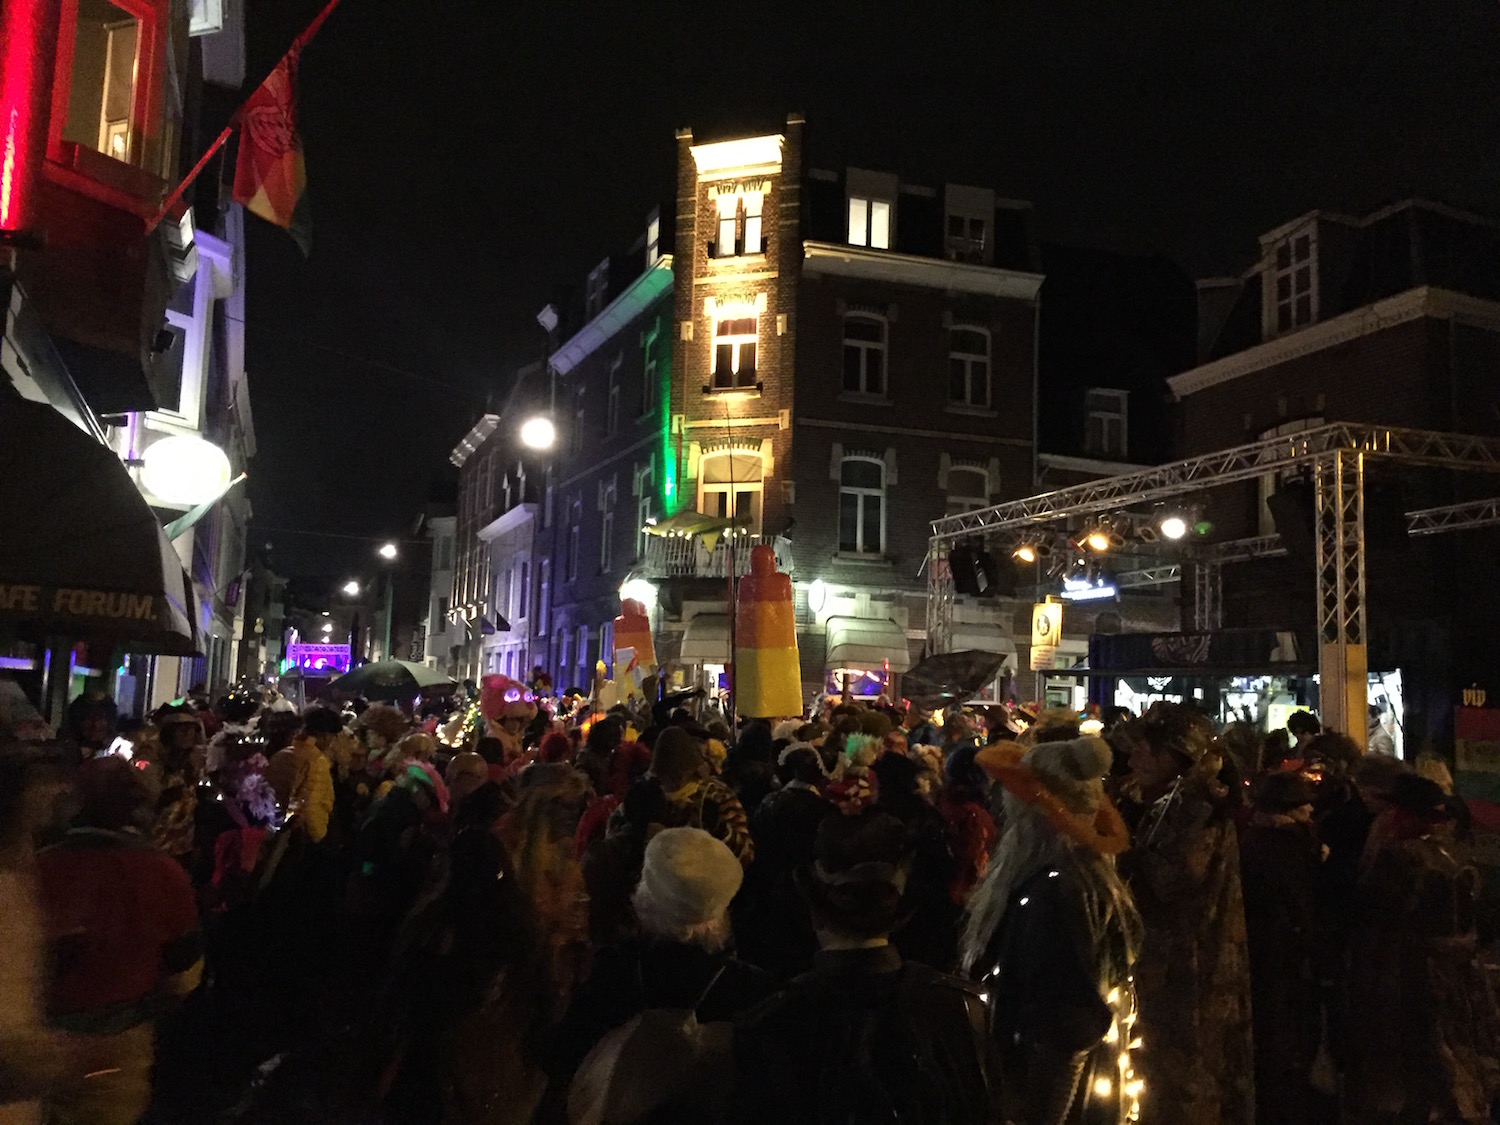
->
xmin=378 ymin=543 xmax=398 ymax=661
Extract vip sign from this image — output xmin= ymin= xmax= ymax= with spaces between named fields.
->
xmin=1030 ymin=599 xmax=1063 ymax=671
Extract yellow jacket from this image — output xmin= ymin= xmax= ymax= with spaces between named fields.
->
xmin=265 ymin=736 xmax=335 ymax=843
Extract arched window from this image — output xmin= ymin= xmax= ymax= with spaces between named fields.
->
xmin=839 ymin=456 xmax=885 ymax=555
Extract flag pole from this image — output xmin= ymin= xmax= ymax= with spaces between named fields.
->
xmin=145 ymin=123 xmax=235 ymax=235
xmin=144 ymin=0 xmax=344 ymax=236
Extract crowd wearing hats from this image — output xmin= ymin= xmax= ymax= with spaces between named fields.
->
xmin=2 ymin=676 xmax=1498 ymax=1125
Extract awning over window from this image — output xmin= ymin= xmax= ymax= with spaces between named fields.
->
xmin=825 ymin=616 xmax=912 ymax=673
xmin=948 ymin=623 xmax=1017 ymax=659
xmin=680 ymin=613 xmax=731 ymax=663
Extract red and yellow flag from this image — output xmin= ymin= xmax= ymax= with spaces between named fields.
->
xmin=232 ymin=0 xmax=340 ymax=253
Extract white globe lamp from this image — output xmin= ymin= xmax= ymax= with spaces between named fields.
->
xmin=139 ymin=434 xmax=232 ymax=506
xmin=520 ymin=416 xmax=557 ymax=450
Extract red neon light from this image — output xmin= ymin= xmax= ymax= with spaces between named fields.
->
xmin=0 ymin=0 xmax=57 ymax=231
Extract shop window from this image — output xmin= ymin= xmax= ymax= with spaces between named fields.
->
xmin=63 ymin=0 xmax=143 ymax=164
xmin=843 ymin=314 xmax=887 ymax=396
xmin=839 ymin=456 xmax=884 ymax=555
xmin=712 ymin=317 xmax=757 ymax=389
xmin=698 ymin=450 xmax=763 ymax=533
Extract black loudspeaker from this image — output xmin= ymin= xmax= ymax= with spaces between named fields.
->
xmin=950 ymin=545 xmax=1014 ymax=597
xmin=1267 ymin=479 xmax=1317 ymax=565
xmin=950 ymin=545 xmax=982 ymax=595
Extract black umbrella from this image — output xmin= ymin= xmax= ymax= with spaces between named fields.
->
xmin=901 ymin=650 xmax=1008 ymax=710
xmin=329 ymin=659 xmax=456 ymax=700
xmin=0 ymin=399 xmax=198 ymax=654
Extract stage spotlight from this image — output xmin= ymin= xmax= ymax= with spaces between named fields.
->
xmin=1159 ymin=514 xmax=1188 ymax=540
xmin=1013 ymin=543 xmax=1038 ymax=564
xmin=1084 ymin=527 xmax=1111 ymax=553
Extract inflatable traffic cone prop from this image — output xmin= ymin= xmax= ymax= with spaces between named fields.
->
xmin=735 ymin=545 xmax=802 ymax=717
xmin=614 ymin=598 xmax=656 ymax=674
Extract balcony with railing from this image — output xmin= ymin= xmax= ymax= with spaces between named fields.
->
xmin=639 ymin=532 xmax=791 ymax=579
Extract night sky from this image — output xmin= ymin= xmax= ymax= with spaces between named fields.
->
xmin=241 ymin=0 xmax=1500 ymax=582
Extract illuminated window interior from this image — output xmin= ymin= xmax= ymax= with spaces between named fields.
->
xmin=699 ymin=450 xmax=763 ymax=533
xmin=712 ymin=317 xmax=758 ymax=388
xmin=64 ymin=0 xmax=141 ymax=164
xmin=847 ymin=197 xmax=891 ymax=249
xmin=713 ymin=192 xmax=764 ymax=258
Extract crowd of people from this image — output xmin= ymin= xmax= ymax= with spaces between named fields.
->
xmin=2 ymin=672 xmax=1498 ymax=1125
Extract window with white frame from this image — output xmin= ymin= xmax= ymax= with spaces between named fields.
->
xmin=566 ymin=498 xmax=582 ymax=581
xmin=543 ymin=470 xmax=555 ymax=529
xmin=536 ymin=559 xmax=550 ymax=634
xmin=1084 ymin=389 xmax=1129 ymax=458
xmin=698 ymin=450 xmax=763 ymax=533
xmin=839 ymin=456 xmax=885 ymax=555
xmin=945 ymin=466 xmax=990 ymax=515
xmin=712 ymin=317 xmax=758 ymax=389
xmin=585 ymin=258 xmax=609 ymax=319
xmin=559 ymin=628 xmax=572 ymax=685
xmin=642 ymin=323 xmax=660 ymax=415
xmin=847 ymin=197 xmax=892 ymax=249
xmin=714 ymin=192 xmax=764 ymax=258
xmin=600 ymin=477 xmax=617 ymax=573
xmin=576 ymin=625 xmax=590 ymax=683
xmin=1270 ymin=228 xmax=1316 ymax=335
xmin=572 ymin=386 xmax=586 ymax=455
xmin=948 ymin=325 xmax=991 ymax=407
xmin=842 ymin=313 xmax=887 ymax=396
xmin=517 ymin=560 xmax=529 ymax=620
xmin=497 ymin=567 xmax=512 ymax=620
xmin=636 ymin=460 xmax=655 ymax=559
xmin=607 ymin=357 xmax=621 ymax=436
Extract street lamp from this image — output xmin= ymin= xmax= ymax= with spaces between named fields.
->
xmin=520 ymin=415 xmax=557 ymax=451
xmin=377 ymin=543 xmax=398 ymax=661
xmin=342 ymin=580 xmax=361 ymax=597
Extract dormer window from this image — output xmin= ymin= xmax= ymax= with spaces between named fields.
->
xmin=1268 ymin=227 xmax=1316 ymax=335
xmin=946 ymin=214 xmax=986 ymax=263
xmin=848 ymin=197 xmax=891 ymax=249
xmin=62 ymin=0 xmax=145 ymax=165
xmin=585 ymin=259 xmax=609 ymax=319
xmin=1084 ymin=389 xmax=1129 ymax=458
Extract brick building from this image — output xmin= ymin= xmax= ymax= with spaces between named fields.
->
xmin=1167 ymin=199 xmax=1500 ymax=747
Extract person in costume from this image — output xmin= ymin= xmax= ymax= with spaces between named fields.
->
xmin=478 ymin=674 xmax=539 ymax=765
xmin=1125 ymin=703 xmax=1254 ymax=1125
xmin=962 ymin=734 xmax=1140 ymax=1125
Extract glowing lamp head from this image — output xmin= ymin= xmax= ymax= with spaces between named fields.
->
xmin=1159 ymin=515 xmax=1188 ymax=541
xmin=520 ymin=415 xmax=557 ymax=450
xmin=342 ymin=581 xmax=361 ymax=596
xmin=320 ymin=622 xmax=333 ymax=633
xmin=1013 ymin=544 xmax=1037 ymax=564
xmin=138 ymin=434 xmax=232 ymax=506
xmin=378 ymin=543 xmax=398 ymax=561
xmin=1084 ymin=530 xmax=1111 ymax=553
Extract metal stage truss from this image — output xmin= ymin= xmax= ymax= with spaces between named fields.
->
xmin=926 ymin=424 xmax=1500 ymax=737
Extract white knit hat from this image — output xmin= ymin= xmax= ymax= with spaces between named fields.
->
xmin=1022 ymin=735 xmax=1114 ymax=815
xmin=634 ymin=827 xmax=743 ymax=934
